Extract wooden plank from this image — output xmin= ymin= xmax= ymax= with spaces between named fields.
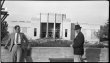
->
xmin=49 ymin=58 xmax=74 ymax=62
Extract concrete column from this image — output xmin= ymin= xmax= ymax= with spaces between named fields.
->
xmin=40 ymin=13 xmax=41 ymax=38
xmin=46 ymin=13 xmax=49 ymax=38
xmin=60 ymin=14 xmax=64 ymax=39
xmin=53 ymin=13 xmax=56 ymax=39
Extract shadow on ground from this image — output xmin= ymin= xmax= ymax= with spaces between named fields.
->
xmin=85 ymin=48 xmax=101 ymax=62
xmin=25 ymin=48 xmax=33 ymax=62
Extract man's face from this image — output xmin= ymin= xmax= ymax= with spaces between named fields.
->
xmin=15 ymin=27 xmax=20 ymax=33
xmin=75 ymin=29 xmax=79 ymax=34
xmin=75 ymin=29 xmax=81 ymax=34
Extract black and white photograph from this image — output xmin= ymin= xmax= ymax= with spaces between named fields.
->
xmin=1 ymin=0 xmax=109 ymax=62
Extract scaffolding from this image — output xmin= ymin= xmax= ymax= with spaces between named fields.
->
xmin=1 ymin=0 xmax=9 ymax=22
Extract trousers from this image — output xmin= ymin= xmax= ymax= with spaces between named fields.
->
xmin=74 ymin=54 xmax=83 ymax=62
xmin=11 ymin=44 xmax=22 ymax=62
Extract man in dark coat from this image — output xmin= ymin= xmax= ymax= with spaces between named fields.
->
xmin=72 ymin=24 xmax=85 ymax=62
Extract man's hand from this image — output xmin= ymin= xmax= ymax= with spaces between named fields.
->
xmin=4 ymin=46 xmax=8 ymax=49
xmin=70 ymin=44 xmax=73 ymax=47
xmin=27 ymin=43 xmax=31 ymax=50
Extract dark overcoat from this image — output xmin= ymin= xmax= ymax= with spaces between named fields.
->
xmin=73 ymin=32 xmax=84 ymax=55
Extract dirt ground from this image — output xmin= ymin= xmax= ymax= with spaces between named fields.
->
xmin=1 ymin=46 xmax=109 ymax=62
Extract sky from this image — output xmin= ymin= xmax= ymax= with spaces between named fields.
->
xmin=3 ymin=1 xmax=109 ymax=25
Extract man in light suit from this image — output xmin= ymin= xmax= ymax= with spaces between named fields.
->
xmin=4 ymin=25 xmax=29 ymax=62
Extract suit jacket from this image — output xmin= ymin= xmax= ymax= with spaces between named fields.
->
xmin=73 ymin=32 xmax=84 ymax=55
xmin=5 ymin=32 xmax=28 ymax=52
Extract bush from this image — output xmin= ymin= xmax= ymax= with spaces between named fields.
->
xmin=84 ymin=42 xmax=108 ymax=48
xmin=29 ymin=39 xmax=72 ymax=47
xmin=1 ymin=21 xmax=8 ymax=41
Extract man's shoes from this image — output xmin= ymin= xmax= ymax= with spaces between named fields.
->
xmin=82 ymin=58 xmax=87 ymax=60
xmin=81 ymin=58 xmax=87 ymax=62
xmin=83 ymin=60 xmax=87 ymax=62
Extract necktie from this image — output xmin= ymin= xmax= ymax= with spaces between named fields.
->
xmin=16 ymin=33 xmax=19 ymax=44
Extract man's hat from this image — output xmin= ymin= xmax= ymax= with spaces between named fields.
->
xmin=75 ymin=25 xmax=82 ymax=30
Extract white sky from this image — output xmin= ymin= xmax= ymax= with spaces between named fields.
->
xmin=3 ymin=1 xmax=109 ymax=25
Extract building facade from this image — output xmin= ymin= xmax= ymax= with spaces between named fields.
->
xmin=7 ymin=13 xmax=100 ymax=43
xmin=80 ymin=23 xmax=100 ymax=43
xmin=7 ymin=13 xmax=75 ymax=40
